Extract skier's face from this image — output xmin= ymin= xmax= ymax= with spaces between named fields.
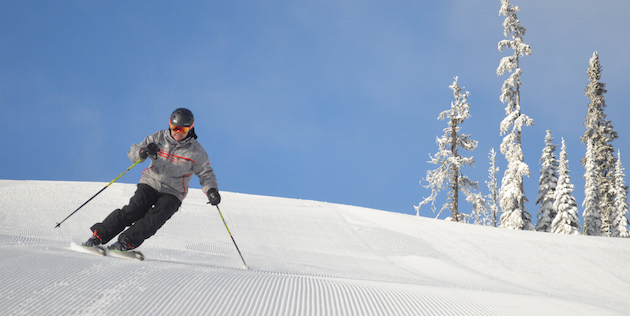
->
xmin=171 ymin=129 xmax=189 ymax=142
xmin=169 ymin=121 xmax=191 ymax=142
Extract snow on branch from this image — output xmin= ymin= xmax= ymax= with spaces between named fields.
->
xmin=497 ymin=0 xmax=534 ymax=230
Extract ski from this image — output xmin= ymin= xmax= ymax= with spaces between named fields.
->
xmin=69 ymin=242 xmax=106 ymax=256
xmin=107 ymin=249 xmax=145 ymax=261
xmin=70 ymin=242 xmax=144 ymax=261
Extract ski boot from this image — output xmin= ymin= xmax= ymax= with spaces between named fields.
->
xmin=107 ymin=237 xmax=144 ymax=261
xmin=82 ymin=231 xmax=103 ymax=247
xmin=107 ymin=237 xmax=135 ymax=252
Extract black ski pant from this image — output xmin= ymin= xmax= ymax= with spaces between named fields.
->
xmin=90 ymin=184 xmax=181 ymax=248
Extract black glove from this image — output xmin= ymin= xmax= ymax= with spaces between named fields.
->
xmin=139 ymin=143 xmax=160 ymax=160
xmin=207 ymin=188 xmax=221 ymax=205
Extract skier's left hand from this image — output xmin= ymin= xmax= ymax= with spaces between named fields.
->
xmin=207 ymin=188 xmax=221 ymax=205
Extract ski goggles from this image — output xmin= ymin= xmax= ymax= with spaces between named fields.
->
xmin=169 ymin=121 xmax=193 ymax=134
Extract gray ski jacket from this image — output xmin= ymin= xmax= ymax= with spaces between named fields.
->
xmin=128 ymin=129 xmax=218 ymax=201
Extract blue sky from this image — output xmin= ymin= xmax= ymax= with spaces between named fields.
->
xmin=2 ymin=0 xmax=629 ymax=221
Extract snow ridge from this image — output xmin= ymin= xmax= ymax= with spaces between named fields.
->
xmin=1 ymin=180 xmax=629 ymax=315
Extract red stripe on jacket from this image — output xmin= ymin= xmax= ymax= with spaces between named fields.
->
xmin=157 ymin=151 xmax=195 ymax=163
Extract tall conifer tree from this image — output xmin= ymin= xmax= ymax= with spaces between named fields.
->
xmin=497 ymin=0 xmax=534 ymax=230
xmin=535 ymin=130 xmax=558 ymax=232
xmin=551 ymin=139 xmax=581 ymax=235
xmin=416 ymin=77 xmax=478 ymax=221
xmin=581 ymin=52 xmax=618 ymax=236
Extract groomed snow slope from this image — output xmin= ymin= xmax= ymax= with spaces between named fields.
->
xmin=1 ymin=180 xmax=629 ymax=315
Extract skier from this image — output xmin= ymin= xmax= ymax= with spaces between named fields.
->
xmin=82 ymin=108 xmax=221 ymax=251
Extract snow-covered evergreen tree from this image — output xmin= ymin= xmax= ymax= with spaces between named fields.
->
xmin=581 ymin=52 xmax=618 ymax=236
xmin=466 ymin=192 xmax=490 ymax=226
xmin=611 ymin=150 xmax=629 ymax=238
xmin=497 ymin=0 xmax=534 ymax=230
xmin=551 ymin=139 xmax=580 ymax=235
xmin=582 ymin=140 xmax=602 ymax=236
xmin=416 ymin=77 xmax=478 ymax=221
xmin=535 ymin=130 xmax=558 ymax=232
xmin=485 ymin=149 xmax=501 ymax=227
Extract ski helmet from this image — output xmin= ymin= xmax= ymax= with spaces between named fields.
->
xmin=170 ymin=108 xmax=195 ymax=128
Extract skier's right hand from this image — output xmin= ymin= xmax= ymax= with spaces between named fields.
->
xmin=139 ymin=143 xmax=160 ymax=160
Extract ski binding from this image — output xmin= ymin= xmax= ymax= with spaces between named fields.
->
xmin=70 ymin=241 xmax=106 ymax=256
xmin=107 ymin=249 xmax=145 ymax=261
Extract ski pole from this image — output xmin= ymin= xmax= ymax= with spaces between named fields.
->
xmin=54 ymin=158 xmax=144 ymax=228
xmin=213 ymin=204 xmax=248 ymax=269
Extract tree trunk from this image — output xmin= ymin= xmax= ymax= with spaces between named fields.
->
xmin=451 ymin=120 xmax=459 ymax=222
